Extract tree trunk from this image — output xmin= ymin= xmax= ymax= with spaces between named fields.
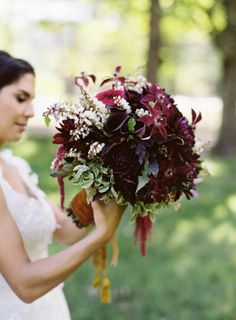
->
xmin=211 ymin=0 xmax=236 ymax=157
xmin=211 ymin=57 xmax=236 ymax=157
xmin=146 ymin=0 xmax=161 ymax=83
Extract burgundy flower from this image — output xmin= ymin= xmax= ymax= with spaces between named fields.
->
xmin=99 ymin=66 xmax=126 ymax=87
xmin=53 ymin=118 xmax=75 ymax=150
xmin=141 ymin=84 xmax=174 ymax=110
xmin=174 ymin=116 xmax=195 ymax=147
xmin=75 ymin=72 xmax=96 ymax=87
xmin=125 ymin=90 xmax=144 ymax=111
xmin=126 ymin=90 xmax=141 ymax=103
xmin=113 ymin=175 xmax=138 ymax=203
xmin=103 ymin=112 xmax=130 ymax=134
xmin=96 ymin=89 xmax=125 ymax=107
xmin=139 ymin=101 xmax=168 ymax=140
xmin=102 ymin=141 xmax=143 ymax=203
xmin=103 ymin=112 xmax=144 ymax=136
xmin=137 ymin=174 xmax=171 ymax=204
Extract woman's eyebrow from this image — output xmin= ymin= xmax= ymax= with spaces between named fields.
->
xmin=17 ymin=89 xmax=34 ymax=98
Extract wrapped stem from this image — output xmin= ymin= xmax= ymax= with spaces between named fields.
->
xmin=67 ymin=189 xmax=94 ymax=227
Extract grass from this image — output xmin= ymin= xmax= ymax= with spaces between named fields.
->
xmin=8 ymin=135 xmax=236 ymax=320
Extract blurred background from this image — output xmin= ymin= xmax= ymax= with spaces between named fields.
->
xmin=1 ymin=0 xmax=236 ymax=319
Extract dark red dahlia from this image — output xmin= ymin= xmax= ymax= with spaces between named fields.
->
xmin=137 ymin=174 xmax=170 ymax=204
xmin=53 ymin=118 xmax=76 ymax=151
xmin=125 ymin=90 xmax=145 ymax=112
xmin=102 ymin=141 xmax=143 ymax=203
xmin=173 ymin=116 xmax=195 ymax=148
xmin=102 ymin=141 xmax=142 ymax=175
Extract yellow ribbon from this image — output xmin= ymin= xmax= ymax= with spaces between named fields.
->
xmin=91 ymin=233 xmax=119 ymax=303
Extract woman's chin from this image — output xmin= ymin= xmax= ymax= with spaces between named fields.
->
xmin=8 ymin=133 xmax=24 ymax=142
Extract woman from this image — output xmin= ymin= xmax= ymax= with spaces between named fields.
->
xmin=0 ymin=50 xmax=123 ymax=319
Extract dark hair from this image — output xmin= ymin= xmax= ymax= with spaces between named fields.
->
xmin=0 ymin=50 xmax=35 ymax=89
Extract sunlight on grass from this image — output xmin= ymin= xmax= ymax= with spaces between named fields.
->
xmin=169 ymin=215 xmax=213 ymax=248
xmin=204 ymin=159 xmax=225 ymax=177
xmin=213 ymin=204 xmax=228 ymax=219
xmin=6 ymin=136 xmax=40 ymax=158
xmin=226 ymin=194 xmax=236 ymax=214
xmin=209 ymin=222 xmax=236 ymax=244
xmin=17 ymin=139 xmax=40 ymax=157
xmin=169 ymin=220 xmax=194 ymax=246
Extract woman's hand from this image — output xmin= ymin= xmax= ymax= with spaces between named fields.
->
xmin=91 ymin=199 xmax=125 ymax=242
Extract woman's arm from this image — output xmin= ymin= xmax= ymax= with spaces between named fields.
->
xmin=0 ymin=188 xmax=123 ymax=304
xmin=50 ymin=202 xmax=90 ymax=245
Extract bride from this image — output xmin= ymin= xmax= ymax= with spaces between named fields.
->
xmin=0 ymin=50 xmax=124 ymax=319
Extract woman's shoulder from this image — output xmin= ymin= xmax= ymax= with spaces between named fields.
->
xmin=0 ymin=149 xmax=39 ymax=185
xmin=0 ymin=148 xmax=29 ymax=170
xmin=0 ymin=148 xmax=14 ymax=159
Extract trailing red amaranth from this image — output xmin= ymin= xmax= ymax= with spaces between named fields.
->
xmin=134 ymin=215 xmax=153 ymax=256
xmin=52 ymin=144 xmax=66 ymax=209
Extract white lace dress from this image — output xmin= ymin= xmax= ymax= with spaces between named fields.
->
xmin=0 ymin=149 xmax=71 ymax=320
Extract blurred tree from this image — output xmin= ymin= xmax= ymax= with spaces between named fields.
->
xmin=210 ymin=0 xmax=236 ymax=157
xmin=98 ymin=0 xmax=163 ymax=82
xmin=146 ymin=0 xmax=162 ymax=82
xmin=160 ymin=0 xmax=236 ymax=156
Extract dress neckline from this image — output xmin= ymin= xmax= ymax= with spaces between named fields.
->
xmin=2 ymin=176 xmax=38 ymax=201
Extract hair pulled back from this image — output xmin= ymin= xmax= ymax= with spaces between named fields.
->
xmin=0 ymin=50 xmax=35 ymax=90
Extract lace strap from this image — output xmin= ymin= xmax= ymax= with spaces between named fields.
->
xmin=0 ymin=166 xmax=3 ymax=180
xmin=0 ymin=162 xmax=5 ymax=185
xmin=0 ymin=166 xmax=9 ymax=198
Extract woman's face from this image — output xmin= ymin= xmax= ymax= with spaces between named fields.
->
xmin=0 ymin=73 xmax=35 ymax=146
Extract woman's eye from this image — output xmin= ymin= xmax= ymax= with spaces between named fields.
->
xmin=16 ymin=96 xmax=26 ymax=103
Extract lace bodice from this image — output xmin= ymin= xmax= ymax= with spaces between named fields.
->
xmin=0 ymin=149 xmax=56 ymax=260
xmin=0 ymin=149 xmax=71 ymax=320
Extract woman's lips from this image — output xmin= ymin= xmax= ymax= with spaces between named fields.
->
xmin=15 ymin=123 xmax=27 ymax=130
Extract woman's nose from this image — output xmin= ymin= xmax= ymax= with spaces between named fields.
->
xmin=24 ymin=103 xmax=35 ymax=118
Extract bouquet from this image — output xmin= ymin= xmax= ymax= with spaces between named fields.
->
xmin=44 ymin=67 xmax=203 ymax=302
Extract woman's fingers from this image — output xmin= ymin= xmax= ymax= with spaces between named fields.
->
xmin=91 ymin=199 xmax=124 ymax=240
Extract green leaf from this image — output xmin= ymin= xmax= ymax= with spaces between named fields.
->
xmin=111 ymin=186 xmax=118 ymax=198
xmin=44 ymin=115 xmax=51 ymax=127
xmin=50 ymin=172 xmax=60 ymax=177
xmin=127 ymin=134 xmax=134 ymax=141
xmin=62 ymin=163 xmax=75 ymax=174
xmin=98 ymin=184 xmax=110 ymax=193
xmin=73 ymin=165 xmax=90 ymax=176
xmin=79 ymin=178 xmax=94 ymax=189
xmin=149 ymin=101 xmax=155 ymax=107
xmin=128 ymin=117 xmax=136 ymax=132
xmin=136 ymin=160 xmax=149 ymax=193
xmin=136 ymin=174 xmax=149 ymax=192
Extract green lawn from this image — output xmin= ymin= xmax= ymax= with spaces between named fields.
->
xmin=8 ymin=135 xmax=236 ymax=320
